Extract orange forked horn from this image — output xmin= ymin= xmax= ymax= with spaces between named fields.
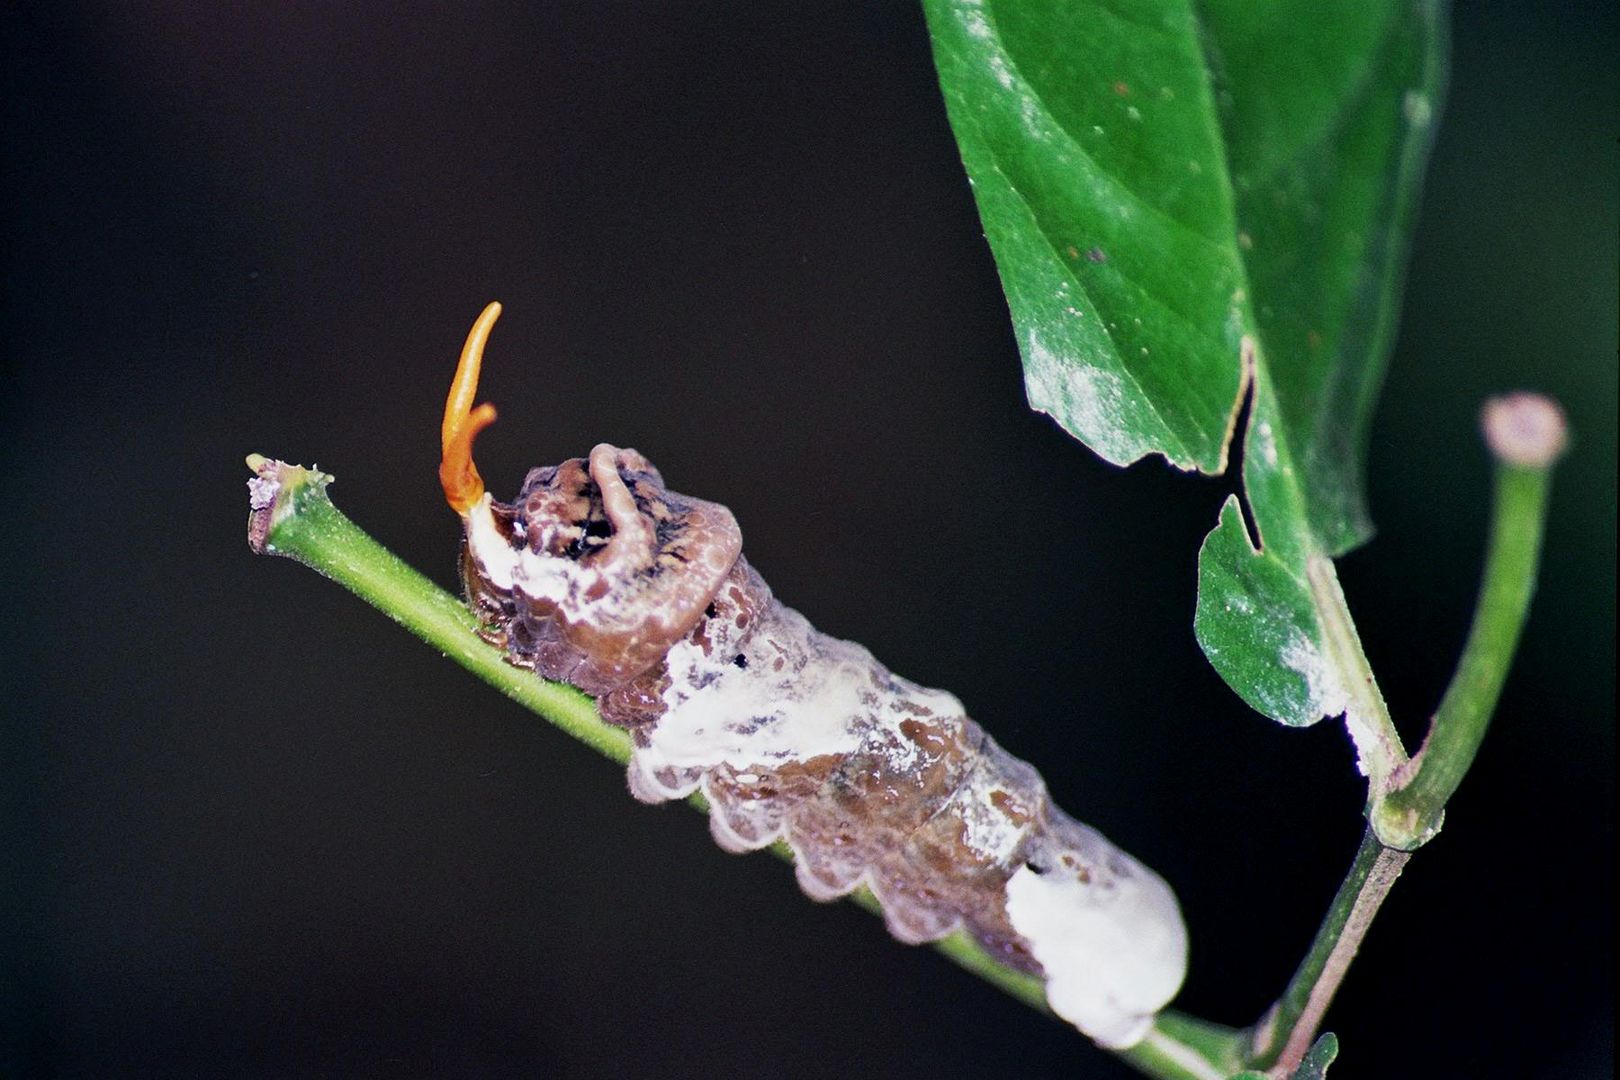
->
xmin=439 ymin=301 xmax=503 ymax=514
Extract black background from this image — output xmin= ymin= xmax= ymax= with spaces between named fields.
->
xmin=4 ymin=3 xmax=1614 ymax=1078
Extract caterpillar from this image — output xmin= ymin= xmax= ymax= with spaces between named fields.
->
xmin=440 ymin=303 xmax=1187 ymax=1048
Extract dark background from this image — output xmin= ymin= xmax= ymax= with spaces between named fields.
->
xmin=4 ymin=3 xmax=1613 ymax=1078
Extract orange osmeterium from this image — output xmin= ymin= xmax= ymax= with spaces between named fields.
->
xmin=440 ymin=301 xmax=503 ymax=514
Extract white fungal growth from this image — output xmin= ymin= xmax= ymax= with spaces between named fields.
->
xmin=1254 ymin=420 xmax=1279 ymax=468
xmin=1403 ymin=90 xmax=1433 ymax=128
xmin=1023 ymin=331 xmax=1128 ymax=436
xmin=637 ymin=605 xmax=883 ymax=786
xmin=246 ymin=473 xmax=280 ymax=511
xmin=1006 ymin=834 xmax=1188 ymax=1048
xmin=1280 ymin=629 xmax=1348 ymax=720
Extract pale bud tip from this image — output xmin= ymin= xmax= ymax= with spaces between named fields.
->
xmin=1482 ymin=393 xmax=1568 ymax=468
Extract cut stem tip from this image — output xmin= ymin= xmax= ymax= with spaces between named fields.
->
xmin=1482 ymin=393 xmax=1568 ymax=469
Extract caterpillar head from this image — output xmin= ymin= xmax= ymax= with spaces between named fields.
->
xmin=441 ymin=304 xmax=742 ymax=695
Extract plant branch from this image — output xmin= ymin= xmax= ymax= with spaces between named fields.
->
xmin=1376 ymin=395 xmax=1567 ymax=847
xmin=1122 ymin=1013 xmax=1248 ymax=1080
xmin=245 ymin=455 xmax=626 ymax=761
xmin=1241 ymin=394 xmax=1567 ymax=1072
xmin=1306 ymin=556 xmax=1408 ymax=801
xmin=1242 ymin=829 xmax=1408 ymax=1074
xmin=245 ymin=454 xmax=1241 ymax=1080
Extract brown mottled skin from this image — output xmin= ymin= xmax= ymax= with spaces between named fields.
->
xmin=466 ymin=447 xmax=741 ymax=697
xmin=459 ymin=447 xmax=1137 ymax=977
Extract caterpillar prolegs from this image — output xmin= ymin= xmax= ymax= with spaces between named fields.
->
xmin=440 ymin=304 xmax=1187 ymax=1048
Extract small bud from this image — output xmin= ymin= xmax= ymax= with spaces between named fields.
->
xmin=1481 ymin=393 xmax=1569 ymax=468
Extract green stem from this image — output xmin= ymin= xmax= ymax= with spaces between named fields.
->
xmin=1376 ymin=460 xmax=1558 ymax=847
xmin=1243 ymin=395 xmax=1566 ymax=1072
xmin=245 ymin=455 xmax=1240 ymax=1080
xmin=246 ymin=455 xmax=627 ymax=761
xmin=1242 ymin=829 xmax=1408 ymax=1073
xmin=1307 ymin=555 xmax=1409 ymax=796
xmin=1123 ymin=1013 xmax=1249 ymax=1080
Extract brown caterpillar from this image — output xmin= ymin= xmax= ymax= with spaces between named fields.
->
xmin=440 ymin=303 xmax=1187 ymax=1048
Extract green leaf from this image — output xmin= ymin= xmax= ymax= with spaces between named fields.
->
xmin=922 ymin=0 xmax=1445 ymax=730
xmin=923 ymin=0 xmax=1250 ymax=472
xmin=1290 ymin=1032 xmax=1340 ymax=1079
xmin=1195 ymin=497 xmax=1335 ymax=725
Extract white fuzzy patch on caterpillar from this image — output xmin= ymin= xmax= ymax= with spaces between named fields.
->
xmin=1005 ymin=835 xmax=1189 ymax=1048
xmin=640 ymin=604 xmax=882 ymax=783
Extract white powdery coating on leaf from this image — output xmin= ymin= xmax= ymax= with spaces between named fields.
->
xmin=1004 ymin=830 xmax=1188 ymax=1048
xmin=1019 ymin=94 xmax=1047 ymax=141
xmin=1403 ymin=89 xmax=1433 ymax=128
xmin=1281 ymin=630 xmax=1347 ymax=717
xmin=1254 ymin=419 xmax=1280 ymax=468
xmin=1280 ymin=629 xmax=1350 ymax=725
xmin=987 ymin=53 xmax=1016 ymax=91
xmin=1022 ymin=330 xmax=1143 ymax=461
